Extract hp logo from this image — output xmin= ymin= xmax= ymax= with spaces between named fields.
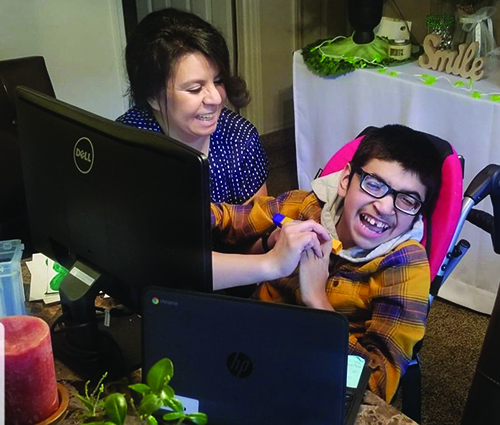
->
xmin=226 ymin=352 xmax=253 ymax=378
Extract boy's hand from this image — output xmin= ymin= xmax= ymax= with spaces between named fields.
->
xmin=299 ymin=242 xmax=333 ymax=311
xmin=266 ymin=227 xmax=281 ymax=251
xmin=265 ymin=220 xmax=330 ymax=279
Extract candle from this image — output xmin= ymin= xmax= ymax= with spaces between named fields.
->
xmin=2 ymin=315 xmax=59 ymax=424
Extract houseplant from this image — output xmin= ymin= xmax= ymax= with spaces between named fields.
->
xmin=77 ymin=358 xmax=207 ymax=425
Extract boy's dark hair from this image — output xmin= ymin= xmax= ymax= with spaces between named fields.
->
xmin=351 ymin=124 xmax=442 ymax=216
xmin=125 ymin=8 xmax=249 ymax=109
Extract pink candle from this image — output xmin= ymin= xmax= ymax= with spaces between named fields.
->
xmin=2 ymin=316 xmax=59 ymax=424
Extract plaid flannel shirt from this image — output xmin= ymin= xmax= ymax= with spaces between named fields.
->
xmin=211 ymin=190 xmax=430 ymax=402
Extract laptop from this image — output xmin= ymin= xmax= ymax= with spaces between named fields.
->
xmin=142 ymin=287 xmax=370 ymax=425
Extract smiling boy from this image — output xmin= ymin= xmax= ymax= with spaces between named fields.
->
xmin=211 ymin=124 xmax=442 ymax=402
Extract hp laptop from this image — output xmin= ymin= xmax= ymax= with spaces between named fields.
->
xmin=142 ymin=287 xmax=370 ymax=425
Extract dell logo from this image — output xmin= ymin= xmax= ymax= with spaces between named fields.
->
xmin=73 ymin=137 xmax=94 ymax=174
xmin=226 ymin=352 xmax=253 ymax=378
xmin=75 ymin=148 xmax=92 ymax=162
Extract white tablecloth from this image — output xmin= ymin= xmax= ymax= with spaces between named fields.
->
xmin=293 ymin=50 xmax=500 ymax=314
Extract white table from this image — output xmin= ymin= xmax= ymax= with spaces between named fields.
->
xmin=293 ymin=50 xmax=500 ymax=315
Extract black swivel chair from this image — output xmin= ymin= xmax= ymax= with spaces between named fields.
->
xmin=0 ymin=56 xmax=56 ymax=257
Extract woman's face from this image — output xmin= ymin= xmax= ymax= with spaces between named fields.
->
xmin=164 ymin=52 xmax=227 ymax=149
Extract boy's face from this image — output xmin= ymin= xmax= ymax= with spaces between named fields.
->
xmin=336 ymin=159 xmax=427 ymax=250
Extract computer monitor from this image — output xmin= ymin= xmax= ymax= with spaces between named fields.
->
xmin=16 ymin=86 xmax=213 ymax=379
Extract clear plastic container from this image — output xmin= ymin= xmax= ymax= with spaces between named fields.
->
xmin=0 ymin=239 xmax=25 ymax=317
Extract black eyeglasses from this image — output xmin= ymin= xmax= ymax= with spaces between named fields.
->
xmin=350 ymin=163 xmax=425 ymax=216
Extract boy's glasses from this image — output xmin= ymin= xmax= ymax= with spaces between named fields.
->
xmin=351 ymin=163 xmax=424 ymax=216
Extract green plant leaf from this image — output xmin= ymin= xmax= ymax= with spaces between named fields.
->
xmin=491 ymin=94 xmax=500 ymax=102
xmin=92 ymin=373 xmax=108 ymax=399
xmin=163 ymin=412 xmax=185 ymax=421
xmin=76 ymin=394 xmax=96 ymax=413
xmin=104 ymin=422 xmax=118 ymax=425
xmin=454 ymin=80 xmax=465 ymax=87
xmin=138 ymin=394 xmax=163 ymax=417
xmin=129 ymin=383 xmax=151 ymax=395
xmin=147 ymin=417 xmax=158 ymax=425
xmin=104 ymin=393 xmax=127 ymax=425
xmin=164 ymin=397 xmax=184 ymax=413
xmin=472 ymin=91 xmax=482 ymax=99
xmin=160 ymin=385 xmax=175 ymax=400
xmin=389 ymin=71 xmax=398 ymax=77
xmin=186 ymin=413 xmax=208 ymax=424
xmin=147 ymin=358 xmax=174 ymax=393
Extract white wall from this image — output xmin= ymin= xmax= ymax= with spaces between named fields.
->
xmin=253 ymin=0 xmax=346 ymax=134
xmin=0 ymin=0 xmax=347 ymax=133
xmin=0 ymin=0 xmax=128 ymax=120
xmin=258 ymin=0 xmax=296 ymax=134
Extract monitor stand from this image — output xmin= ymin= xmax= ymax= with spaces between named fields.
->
xmin=51 ymin=261 xmax=142 ymax=382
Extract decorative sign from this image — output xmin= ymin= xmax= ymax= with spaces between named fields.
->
xmin=418 ymin=34 xmax=485 ymax=81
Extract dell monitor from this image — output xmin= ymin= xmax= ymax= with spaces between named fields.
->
xmin=16 ymin=86 xmax=213 ymax=379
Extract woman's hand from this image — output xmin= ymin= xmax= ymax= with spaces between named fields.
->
xmin=264 ymin=220 xmax=331 ymax=280
xmin=298 ymin=241 xmax=333 ymax=311
xmin=212 ymin=220 xmax=331 ymax=291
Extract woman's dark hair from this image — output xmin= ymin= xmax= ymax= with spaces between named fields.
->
xmin=351 ymin=124 xmax=443 ymax=217
xmin=125 ymin=8 xmax=250 ymax=109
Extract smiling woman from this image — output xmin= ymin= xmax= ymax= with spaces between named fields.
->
xmin=155 ymin=52 xmax=226 ymax=153
xmin=116 ymin=8 xmax=269 ymax=204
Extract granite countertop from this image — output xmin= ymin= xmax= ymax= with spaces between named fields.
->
xmin=55 ymin=377 xmax=418 ymax=425
xmin=54 ymin=370 xmax=417 ymax=425
xmin=355 ymin=391 xmax=418 ymax=425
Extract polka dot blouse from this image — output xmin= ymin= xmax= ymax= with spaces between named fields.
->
xmin=117 ymin=107 xmax=269 ymax=204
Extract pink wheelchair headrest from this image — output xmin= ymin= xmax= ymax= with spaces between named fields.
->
xmin=320 ymin=135 xmax=462 ymax=281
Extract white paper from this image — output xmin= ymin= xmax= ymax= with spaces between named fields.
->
xmin=160 ymin=394 xmax=200 ymax=415
xmin=26 ymin=254 xmax=64 ymax=303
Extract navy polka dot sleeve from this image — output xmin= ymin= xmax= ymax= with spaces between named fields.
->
xmin=117 ymin=107 xmax=269 ymax=204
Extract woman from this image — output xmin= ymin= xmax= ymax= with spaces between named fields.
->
xmin=117 ymin=8 xmax=268 ymax=204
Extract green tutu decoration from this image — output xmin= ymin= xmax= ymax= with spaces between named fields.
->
xmin=302 ymin=35 xmax=420 ymax=77
xmin=302 ymin=0 xmax=420 ymax=77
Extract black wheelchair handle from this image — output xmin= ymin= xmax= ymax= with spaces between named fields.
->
xmin=464 ymin=164 xmax=500 ymax=254
xmin=464 ymin=164 xmax=500 ymax=204
xmin=467 ymin=209 xmax=494 ymax=236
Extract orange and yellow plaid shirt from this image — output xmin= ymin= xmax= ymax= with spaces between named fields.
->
xmin=211 ymin=190 xmax=430 ymax=402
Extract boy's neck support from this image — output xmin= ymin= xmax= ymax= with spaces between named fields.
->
xmin=272 ymin=213 xmax=343 ymax=255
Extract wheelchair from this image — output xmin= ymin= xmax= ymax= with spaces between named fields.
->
xmin=320 ymin=126 xmax=500 ymax=423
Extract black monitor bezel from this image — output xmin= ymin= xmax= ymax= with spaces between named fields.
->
xmin=16 ymin=86 xmax=213 ymax=307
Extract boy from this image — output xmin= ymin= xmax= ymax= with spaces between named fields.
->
xmin=210 ymin=124 xmax=442 ymax=402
